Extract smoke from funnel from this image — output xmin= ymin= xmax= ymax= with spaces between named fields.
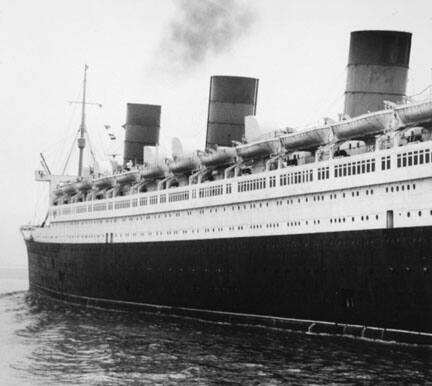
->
xmin=157 ymin=0 xmax=256 ymax=72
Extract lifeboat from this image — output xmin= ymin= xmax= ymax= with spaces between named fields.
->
xmin=236 ymin=137 xmax=280 ymax=160
xmin=141 ymin=163 xmax=167 ymax=179
xmin=280 ymin=126 xmax=331 ymax=151
xmin=394 ymin=99 xmax=432 ymax=126
xmin=115 ymin=171 xmax=140 ymax=185
xmin=199 ymin=147 xmax=236 ymax=167
xmin=94 ymin=176 xmax=115 ymax=189
xmin=168 ymin=156 xmax=200 ymax=174
xmin=76 ymin=178 xmax=93 ymax=192
xmin=330 ymin=110 xmax=392 ymax=141
xmin=61 ymin=182 xmax=78 ymax=194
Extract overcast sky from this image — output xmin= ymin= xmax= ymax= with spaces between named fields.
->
xmin=1 ymin=0 xmax=432 ymax=267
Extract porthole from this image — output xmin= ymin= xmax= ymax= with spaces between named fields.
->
xmin=407 ymin=212 xmax=411 ymax=218
xmin=418 ymin=211 xmax=422 ymax=217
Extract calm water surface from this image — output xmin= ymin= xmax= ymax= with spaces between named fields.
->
xmin=0 ymin=271 xmax=430 ymax=385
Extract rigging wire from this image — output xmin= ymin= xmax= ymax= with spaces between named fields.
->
xmin=37 ymin=89 xmax=81 ymax=174
xmin=52 ymin=89 xmax=81 ymax=172
xmin=62 ymin=129 xmax=80 ymax=175
xmin=408 ymin=84 xmax=432 ymax=99
xmin=85 ymin=129 xmax=98 ymax=169
xmin=311 ymin=67 xmax=346 ymax=119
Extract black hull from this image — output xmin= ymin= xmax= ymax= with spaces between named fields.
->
xmin=26 ymin=227 xmax=432 ymax=343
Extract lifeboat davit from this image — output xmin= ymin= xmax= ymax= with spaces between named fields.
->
xmin=168 ymin=156 xmax=200 ymax=174
xmin=330 ymin=110 xmax=392 ymax=141
xmin=236 ymin=138 xmax=280 ymax=160
xmin=53 ymin=187 xmax=64 ymax=197
xmin=115 ymin=171 xmax=140 ymax=185
xmin=199 ymin=147 xmax=236 ymax=167
xmin=280 ymin=126 xmax=331 ymax=151
xmin=94 ymin=176 xmax=115 ymax=189
xmin=394 ymin=99 xmax=432 ymax=126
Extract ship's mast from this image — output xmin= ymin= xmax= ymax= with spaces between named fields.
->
xmin=77 ymin=64 xmax=88 ymax=177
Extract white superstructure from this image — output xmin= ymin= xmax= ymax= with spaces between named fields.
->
xmin=31 ymin=100 xmax=432 ymax=245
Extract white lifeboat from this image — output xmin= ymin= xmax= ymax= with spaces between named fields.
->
xmin=115 ymin=171 xmax=140 ymax=185
xmin=61 ymin=182 xmax=78 ymax=194
xmin=236 ymin=137 xmax=280 ymax=160
xmin=199 ymin=147 xmax=236 ymax=167
xmin=394 ymin=99 xmax=432 ymax=126
xmin=280 ymin=126 xmax=331 ymax=151
xmin=94 ymin=176 xmax=115 ymax=189
xmin=330 ymin=110 xmax=392 ymax=141
xmin=141 ymin=163 xmax=167 ymax=179
xmin=76 ymin=178 xmax=93 ymax=192
xmin=168 ymin=156 xmax=200 ymax=174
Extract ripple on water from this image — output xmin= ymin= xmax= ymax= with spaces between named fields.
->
xmin=0 ymin=292 xmax=430 ymax=385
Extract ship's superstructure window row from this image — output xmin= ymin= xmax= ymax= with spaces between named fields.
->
xmin=115 ymin=200 xmax=130 ymax=209
xmin=199 ymin=185 xmax=223 ymax=198
xmin=238 ymin=178 xmax=266 ymax=193
xmin=169 ymin=190 xmax=189 ymax=202
xmin=397 ymin=149 xmax=431 ymax=168
xmin=39 ymin=202 xmax=432 ymax=243
xmin=279 ymin=169 xmax=313 ymax=186
xmin=334 ymin=158 xmax=375 ymax=178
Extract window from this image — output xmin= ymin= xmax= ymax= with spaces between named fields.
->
xmin=318 ymin=167 xmax=330 ymax=180
xmin=168 ymin=190 xmax=189 ymax=202
xmin=398 ymin=149 xmax=431 ymax=168
xmin=381 ymin=155 xmax=391 ymax=170
xmin=335 ymin=158 xmax=375 ymax=178
xmin=114 ymin=200 xmax=131 ymax=209
xmin=199 ymin=184 xmax=223 ymax=198
xmin=238 ymin=178 xmax=266 ymax=193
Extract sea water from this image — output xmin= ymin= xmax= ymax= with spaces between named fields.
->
xmin=0 ymin=267 xmax=430 ymax=385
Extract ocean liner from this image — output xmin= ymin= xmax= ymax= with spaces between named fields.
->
xmin=22 ymin=31 xmax=432 ymax=344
